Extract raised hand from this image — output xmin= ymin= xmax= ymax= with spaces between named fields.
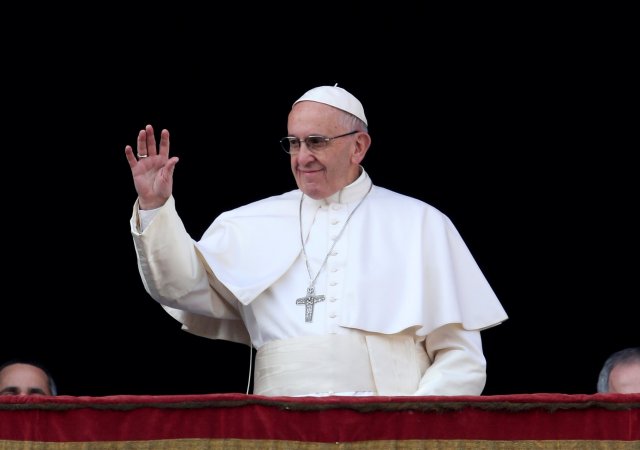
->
xmin=125 ymin=124 xmax=179 ymax=210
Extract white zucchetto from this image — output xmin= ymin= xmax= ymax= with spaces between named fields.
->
xmin=293 ymin=84 xmax=368 ymax=126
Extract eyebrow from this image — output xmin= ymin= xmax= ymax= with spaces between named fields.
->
xmin=0 ymin=386 xmax=48 ymax=395
xmin=0 ymin=387 xmax=20 ymax=395
xmin=27 ymin=388 xmax=48 ymax=395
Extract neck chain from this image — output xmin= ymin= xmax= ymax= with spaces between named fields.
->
xmin=295 ymin=183 xmax=372 ymax=322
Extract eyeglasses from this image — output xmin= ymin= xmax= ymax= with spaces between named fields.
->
xmin=280 ymin=130 xmax=359 ymax=154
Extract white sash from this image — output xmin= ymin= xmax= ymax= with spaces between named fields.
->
xmin=253 ymin=334 xmax=428 ymax=396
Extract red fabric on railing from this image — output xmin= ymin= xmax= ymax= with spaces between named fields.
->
xmin=1 ymin=393 xmax=638 ymax=448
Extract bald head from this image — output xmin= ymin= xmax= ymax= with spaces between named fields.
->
xmin=608 ymin=361 xmax=640 ymax=394
xmin=597 ymin=347 xmax=640 ymax=394
xmin=0 ymin=362 xmax=56 ymax=396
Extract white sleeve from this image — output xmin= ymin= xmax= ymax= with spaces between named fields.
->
xmin=138 ymin=207 xmax=161 ymax=231
xmin=130 ymin=196 xmax=250 ymax=345
xmin=414 ymin=323 xmax=487 ymax=396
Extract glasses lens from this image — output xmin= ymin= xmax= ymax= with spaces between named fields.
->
xmin=280 ymin=137 xmax=299 ymax=153
xmin=305 ymin=136 xmax=328 ymax=150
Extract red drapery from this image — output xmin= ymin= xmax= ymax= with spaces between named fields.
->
xmin=1 ymin=393 xmax=639 ymax=449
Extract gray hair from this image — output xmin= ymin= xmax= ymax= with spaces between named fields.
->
xmin=596 ymin=347 xmax=640 ymax=393
xmin=337 ymin=111 xmax=368 ymax=134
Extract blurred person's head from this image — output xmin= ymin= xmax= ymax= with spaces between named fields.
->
xmin=0 ymin=360 xmax=57 ymax=396
xmin=597 ymin=347 xmax=640 ymax=394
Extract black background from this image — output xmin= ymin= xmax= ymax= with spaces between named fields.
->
xmin=2 ymin=4 xmax=636 ymax=397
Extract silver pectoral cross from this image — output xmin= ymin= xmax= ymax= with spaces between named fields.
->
xmin=296 ymin=286 xmax=325 ymax=323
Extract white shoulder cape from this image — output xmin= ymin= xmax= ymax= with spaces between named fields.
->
xmin=181 ymin=179 xmax=508 ymax=341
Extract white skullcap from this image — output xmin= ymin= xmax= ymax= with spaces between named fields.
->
xmin=293 ymin=84 xmax=368 ymax=126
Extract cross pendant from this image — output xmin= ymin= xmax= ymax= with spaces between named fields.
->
xmin=296 ymin=286 xmax=325 ymax=323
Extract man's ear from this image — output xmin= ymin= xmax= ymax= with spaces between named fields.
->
xmin=352 ymin=132 xmax=371 ymax=164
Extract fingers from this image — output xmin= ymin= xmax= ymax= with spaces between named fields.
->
xmin=134 ymin=128 xmax=147 ymax=159
xmin=159 ymin=128 xmax=170 ymax=158
xmin=136 ymin=125 xmax=170 ymax=158
xmin=125 ymin=125 xmax=172 ymax=168
xmin=141 ymin=125 xmax=155 ymax=157
xmin=124 ymin=145 xmax=138 ymax=169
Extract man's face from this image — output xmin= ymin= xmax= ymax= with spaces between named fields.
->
xmin=0 ymin=363 xmax=52 ymax=396
xmin=287 ymin=101 xmax=363 ymax=200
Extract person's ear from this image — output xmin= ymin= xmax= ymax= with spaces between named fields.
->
xmin=351 ymin=132 xmax=371 ymax=164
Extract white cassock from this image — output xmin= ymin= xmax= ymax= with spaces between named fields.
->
xmin=131 ymin=169 xmax=508 ymax=396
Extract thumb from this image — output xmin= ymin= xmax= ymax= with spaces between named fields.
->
xmin=162 ymin=157 xmax=180 ymax=179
